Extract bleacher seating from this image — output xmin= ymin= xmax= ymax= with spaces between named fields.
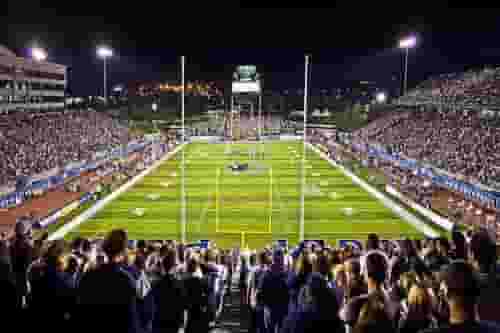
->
xmin=0 ymin=110 xmax=134 ymax=188
xmin=399 ymin=67 xmax=500 ymax=109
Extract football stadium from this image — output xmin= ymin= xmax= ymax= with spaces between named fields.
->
xmin=1 ymin=14 xmax=500 ymax=333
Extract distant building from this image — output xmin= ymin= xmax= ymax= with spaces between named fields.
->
xmin=0 ymin=45 xmax=66 ymax=112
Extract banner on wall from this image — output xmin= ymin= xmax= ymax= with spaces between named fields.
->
xmin=357 ymin=143 xmax=500 ymax=210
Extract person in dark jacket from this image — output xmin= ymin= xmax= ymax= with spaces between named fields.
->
xmin=28 ymin=242 xmax=76 ymax=333
xmin=398 ymin=284 xmax=437 ymax=333
xmin=150 ymin=249 xmax=186 ymax=333
xmin=421 ymin=261 xmax=500 ymax=333
xmin=282 ymin=273 xmax=343 ymax=333
xmin=0 ymin=254 xmax=19 ymax=328
xmin=10 ymin=221 xmax=35 ymax=307
xmin=75 ymin=229 xmax=142 ymax=333
xmin=183 ymin=254 xmax=210 ymax=333
xmin=260 ymin=249 xmax=290 ymax=333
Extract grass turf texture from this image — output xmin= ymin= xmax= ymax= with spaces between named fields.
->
xmin=65 ymin=142 xmax=423 ymax=249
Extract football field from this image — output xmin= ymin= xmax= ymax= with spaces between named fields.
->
xmin=66 ymin=141 xmax=424 ymax=248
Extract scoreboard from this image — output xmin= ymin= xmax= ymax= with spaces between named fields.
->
xmin=232 ymin=65 xmax=261 ymax=94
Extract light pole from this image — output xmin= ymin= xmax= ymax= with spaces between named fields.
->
xmin=97 ymin=46 xmax=113 ymax=104
xmin=399 ymin=36 xmax=416 ymax=96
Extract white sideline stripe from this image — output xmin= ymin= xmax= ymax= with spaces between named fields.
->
xmin=307 ymin=143 xmax=439 ymax=238
xmin=48 ymin=144 xmax=187 ymax=241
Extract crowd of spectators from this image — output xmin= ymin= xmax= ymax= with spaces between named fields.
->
xmin=352 ymin=109 xmax=500 ymax=188
xmin=399 ymin=67 xmax=500 ymax=109
xmin=0 ymin=110 xmax=133 ymax=187
xmin=307 ymin=128 xmax=499 ymax=240
xmin=0 ymin=224 xmax=498 ymax=333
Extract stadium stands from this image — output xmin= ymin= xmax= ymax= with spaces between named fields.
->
xmin=0 ymin=110 xmax=133 ymax=187
xmin=399 ymin=67 xmax=500 ymax=110
xmin=353 ymin=110 xmax=500 ymax=188
xmin=0 ymin=227 xmax=498 ymax=332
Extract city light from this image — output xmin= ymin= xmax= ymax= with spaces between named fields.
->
xmin=31 ymin=47 xmax=47 ymax=61
xmin=97 ymin=46 xmax=113 ymax=59
xmin=399 ymin=36 xmax=416 ymax=49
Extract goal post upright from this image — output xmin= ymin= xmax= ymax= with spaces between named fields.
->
xmin=215 ymin=167 xmax=220 ymax=233
xmin=268 ymin=166 xmax=273 ymax=233
xmin=299 ymin=54 xmax=309 ymax=242
xmin=181 ymin=55 xmax=187 ymax=243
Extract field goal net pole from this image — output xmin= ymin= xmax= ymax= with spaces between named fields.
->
xmin=299 ymin=54 xmax=310 ymax=242
xmin=181 ymin=55 xmax=187 ymax=243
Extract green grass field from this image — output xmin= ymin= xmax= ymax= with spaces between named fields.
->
xmin=66 ymin=141 xmax=423 ymax=248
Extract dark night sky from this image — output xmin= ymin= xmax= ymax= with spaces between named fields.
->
xmin=3 ymin=3 xmax=500 ymax=96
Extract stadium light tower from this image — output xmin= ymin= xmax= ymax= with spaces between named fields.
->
xmin=97 ymin=46 xmax=113 ymax=104
xmin=376 ymin=91 xmax=387 ymax=103
xmin=399 ymin=36 xmax=416 ymax=96
xmin=31 ymin=47 xmax=47 ymax=62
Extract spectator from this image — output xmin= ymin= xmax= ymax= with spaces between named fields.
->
xmin=398 ymin=284 xmax=437 ymax=333
xmin=469 ymin=230 xmax=500 ymax=322
xmin=451 ymin=231 xmax=467 ymax=261
xmin=422 ymin=261 xmax=500 ymax=333
xmin=282 ymin=273 xmax=343 ymax=333
xmin=75 ymin=229 xmax=142 ymax=333
xmin=0 ymin=250 xmax=19 ymax=327
xmin=353 ymin=292 xmax=396 ymax=333
xmin=134 ymin=254 xmax=154 ymax=332
xmin=341 ymin=251 xmax=399 ymax=328
xmin=150 ymin=249 xmax=186 ymax=333
xmin=183 ymin=254 xmax=210 ymax=333
xmin=240 ymin=252 xmax=250 ymax=307
xmin=333 ymin=264 xmax=347 ymax=306
xmin=203 ymin=248 xmax=227 ymax=323
xmin=345 ymin=258 xmax=368 ymax=304
xmin=259 ymin=249 xmax=290 ymax=333
xmin=10 ymin=221 xmax=35 ymax=308
xmin=28 ymin=241 xmax=76 ymax=332
xmin=366 ymin=233 xmax=380 ymax=252
xmin=287 ymin=252 xmax=315 ymax=313
xmin=249 ymin=251 xmax=271 ymax=333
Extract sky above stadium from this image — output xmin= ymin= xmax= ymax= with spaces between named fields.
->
xmin=3 ymin=4 xmax=500 ymax=96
